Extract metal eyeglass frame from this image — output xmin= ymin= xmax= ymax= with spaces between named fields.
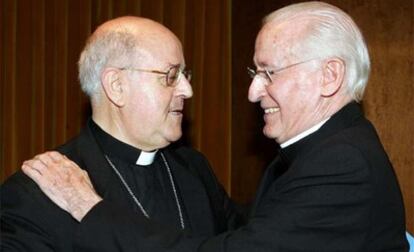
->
xmin=119 ymin=65 xmax=192 ymax=87
xmin=247 ymin=58 xmax=319 ymax=84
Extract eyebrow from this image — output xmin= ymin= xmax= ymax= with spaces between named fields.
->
xmin=160 ymin=63 xmax=179 ymax=71
xmin=254 ymin=60 xmax=272 ymax=70
xmin=168 ymin=63 xmax=186 ymax=70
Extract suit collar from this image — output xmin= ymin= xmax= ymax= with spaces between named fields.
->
xmin=251 ymin=150 xmax=285 ymax=214
xmin=88 ymin=119 xmax=157 ymax=166
xmin=281 ymin=102 xmax=364 ymax=165
xmin=280 ymin=117 xmax=330 ymax=148
xmin=72 ymin=124 xmax=117 ymax=198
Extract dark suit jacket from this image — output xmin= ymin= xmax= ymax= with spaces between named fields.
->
xmin=1 ymin=122 xmax=240 ymax=251
xmin=72 ymin=103 xmax=408 ymax=251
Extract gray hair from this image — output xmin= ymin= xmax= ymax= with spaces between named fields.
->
xmin=78 ymin=30 xmax=140 ymax=99
xmin=264 ymin=2 xmax=370 ymax=102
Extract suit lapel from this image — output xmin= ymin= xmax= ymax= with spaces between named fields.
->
xmin=251 ymin=154 xmax=282 ymax=215
xmin=162 ymin=149 xmax=216 ymax=235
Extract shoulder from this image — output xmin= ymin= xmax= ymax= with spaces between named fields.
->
xmin=310 ymin=121 xmax=389 ymax=169
xmin=168 ymin=143 xmax=211 ymax=168
xmin=1 ymin=171 xmax=50 ymax=220
xmin=292 ymin=122 xmax=388 ymax=183
xmin=1 ymin=170 xmax=66 ymax=229
xmin=166 ymin=143 xmax=219 ymax=187
xmin=284 ymin=125 xmax=374 ymax=183
xmin=1 ymin=130 xmax=88 ymax=201
xmin=1 ymin=170 xmax=40 ymax=196
xmin=305 ymin=141 xmax=369 ymax=175
xmin=55 ymin=128 xmax=92 ymax=166
xmin=55 ymin=130 xmax=86 ymax=154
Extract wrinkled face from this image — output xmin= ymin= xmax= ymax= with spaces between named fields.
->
xmin=119 ymin=36 xmax=193 ymax=150
xmin=248 ymin=23 xmax=324 ymax=144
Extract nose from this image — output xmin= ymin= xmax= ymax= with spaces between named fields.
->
xmin=248 ymin=77 xmax=266 ymax=103
xmin=175 ymin=75 xmax=193 ymax=99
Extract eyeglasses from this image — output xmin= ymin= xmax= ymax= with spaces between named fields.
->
xmin=247 ymin=58 xmax=318 ymax=84
xmin=119 ymin=65 xmax=192 ymax=87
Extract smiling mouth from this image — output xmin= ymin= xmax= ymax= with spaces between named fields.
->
xmin=169 ymin=109 xmax=183 ymax=115
xmin=264 ymin=107 xmax=280 ymax=114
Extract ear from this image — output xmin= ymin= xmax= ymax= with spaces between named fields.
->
xmin=321 ymin=58 xmax=345 ymax=97
xmin=101 ymin=67 xmax=126 ymax=107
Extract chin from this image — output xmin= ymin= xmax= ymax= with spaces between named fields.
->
xmin=167 ymin=130 xmax=182 ymax=143
xmin=263 ymin=126 xmax=275 ymax=139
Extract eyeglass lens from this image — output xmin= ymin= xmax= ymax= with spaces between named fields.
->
xmin=166 ymin=66 xmax=191 ymax=86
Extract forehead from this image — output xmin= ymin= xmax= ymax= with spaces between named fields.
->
xmin=253 ymin=21 xmax=301 ymax=67
xmin=113 ymin=21 xmax=185 ymax=68
xmin=141 ymin=32 xmax=185 ymax=68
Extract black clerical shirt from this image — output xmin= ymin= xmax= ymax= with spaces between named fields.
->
xmin=89 ymin=119 xmax=188 ymax=230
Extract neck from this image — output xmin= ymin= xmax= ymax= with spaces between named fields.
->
xmin=323 ymin=95 xmax=354 ymax=118
xmin=92 ymin=106 xmax=157 ymax=152
xmin=277 ymin=95 xmax=353 ymax=145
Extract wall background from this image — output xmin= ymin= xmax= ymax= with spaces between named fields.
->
xmin=1 ymin=0 xmax=412 ymax=233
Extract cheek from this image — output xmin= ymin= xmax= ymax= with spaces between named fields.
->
xmin=269 ymin=76 xmax=317 ymax=105
xmin=132 ymin=87 xmax=172 ymax=114
xmin=266 ymin=80 xmax=293 ymax=105
xmin=125 ymin=96 xmax=160 ymax=128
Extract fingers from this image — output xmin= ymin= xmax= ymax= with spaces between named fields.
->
xmin=61 ymin=156 xmax=80 ymax=170
xmin=22 ymin=157 xmax=60 ymax=195
xmin=22 ymin=162 xmax=43 ymax=184
xmin=20 ymin=150 xmax=102 ymax=222
xmin=21 ymin=151 xmax=68 ymax=177
xmin=21 ymin=150 xmax=90 ymax=189
xmin=49 ymin=151 xmax=64 ymax=159
xmin=35 ymin=152 xmax=54 ymax=166
xmin=22 ymin=158 xmax=47 ymax=175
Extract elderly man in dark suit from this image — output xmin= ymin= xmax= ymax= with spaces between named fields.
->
xmin=1 ymin=16 xmax=242 ymax=251
xmin=18 ymin=1 xmax=408 ymax=251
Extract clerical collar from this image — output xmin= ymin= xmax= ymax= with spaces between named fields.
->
xmin=136 ymin=150 xmax=158 ymax=165
xmin=280 ymin=117 xmax=330 ymax=149
xmin=88 ymin=119 xmax=158 ymax=166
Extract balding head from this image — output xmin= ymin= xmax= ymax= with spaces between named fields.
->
xmin=92 ymin=16 xmax=179 ymax=48
xmin=78 ymin=16 xmax=182 ymax=102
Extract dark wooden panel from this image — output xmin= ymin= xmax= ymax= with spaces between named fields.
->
xmin=141 ymin=0 xmax=164 ymax=22
xmin=1 ymin=0 xmax=17 ymax=178
xmin=52 ymin=0 xmax=68 ymax=145
xmin=31 ymin=0 xmax=46 ymax=155
xmin=189 ymin=0 xmax=231 ymax=190
xmin=182 ymin=0 xmax=206 ymax=149
xmin=66 ymin=0 xmax=90 ymax=140
xmin=163 ymin=0 xmax=185 ymax=40
xmin=15 ymin=0 xmax=34 ymax=170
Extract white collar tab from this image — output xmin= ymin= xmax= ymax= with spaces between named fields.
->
xmin=136 ymin=150 xmax=158 ymax=165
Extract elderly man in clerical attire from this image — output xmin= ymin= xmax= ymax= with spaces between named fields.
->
xmin=1 ymin=16 xmax=242 ymax=251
